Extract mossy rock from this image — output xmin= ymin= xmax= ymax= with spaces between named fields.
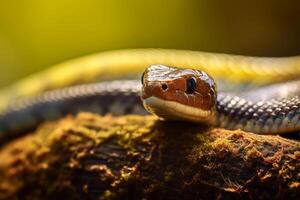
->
xmin=0 ymin=113 xmax=299 ymax=200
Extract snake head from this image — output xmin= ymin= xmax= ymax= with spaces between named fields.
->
xmin=141 ymin=64 xmax=217 ymax=123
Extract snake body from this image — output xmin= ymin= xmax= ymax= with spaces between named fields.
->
xmin=0 ymin=49 xmax=300 ymax=144
xmin=1 ymin=49 xmax=300 ymax=110
xmin=0 ymin=81 xmax=145 ymax=143
xmin=141 ymin=65 xmax=300 ymax=135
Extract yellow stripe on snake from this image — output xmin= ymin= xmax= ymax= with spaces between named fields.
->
xmin=0 ymin=49 xmax=300 ymax=144
xmin=1 ymin=49 xmax=300 ymax=111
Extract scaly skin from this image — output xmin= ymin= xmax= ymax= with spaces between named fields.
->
xmin=1 ymin=49 xmax=300 ymax=111
xmin=1 ymin=78 xmax=300 ymax=142
xmin=0 ymin=49 xmax=300 ymax=144
xmin=141 ymin=65 xmax=300 ymax=135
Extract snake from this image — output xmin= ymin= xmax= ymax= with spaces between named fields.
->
xmin=0 ymin=49 xmax=300 ymax=144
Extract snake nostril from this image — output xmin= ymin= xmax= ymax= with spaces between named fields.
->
xmin=161 ymin=83 xmax=168 ymax=91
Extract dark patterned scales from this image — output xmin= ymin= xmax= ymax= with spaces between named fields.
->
xmin=1 ymin=78 xmax=300 ymax=144
xmin=216 ymin=93 xmax=300 ymax=134
xmin=0 ymin=81 xmax=146 ymax=143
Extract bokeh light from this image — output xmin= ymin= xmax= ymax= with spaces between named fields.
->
xmin=0 ymin=0 xmax=299 ymax=87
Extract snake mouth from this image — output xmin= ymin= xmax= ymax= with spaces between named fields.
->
xmin=143 ymin=96 xmax=214 ymax=123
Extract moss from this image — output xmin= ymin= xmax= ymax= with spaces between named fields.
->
xmin=210 ymin=137 xmax=234 ymax=152
xmin=0 ymin=113 xmax=299 ymax=200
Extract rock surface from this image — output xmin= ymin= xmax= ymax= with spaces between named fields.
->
xmin=0 ymin=113 xmax=299 ymax=200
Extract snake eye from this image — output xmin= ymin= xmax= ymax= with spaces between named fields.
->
xmin=161 ymin=83 xmax=168 ymax=91
xmin=186 ymin=77 xmax=197 ymax=94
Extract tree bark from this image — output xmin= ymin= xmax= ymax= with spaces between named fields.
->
xmin=0 ymin=113 xmax=299 ymax=200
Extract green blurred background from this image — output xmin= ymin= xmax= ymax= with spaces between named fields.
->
xmin=0 ymin=0 xmax=300 ymax=87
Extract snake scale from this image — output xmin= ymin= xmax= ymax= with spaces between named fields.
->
xmin=0 ymin=49 xmax=300 ymax=144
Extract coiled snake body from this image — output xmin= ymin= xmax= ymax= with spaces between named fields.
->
xmin=0 ymin=49 xmax=300 ymax=144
